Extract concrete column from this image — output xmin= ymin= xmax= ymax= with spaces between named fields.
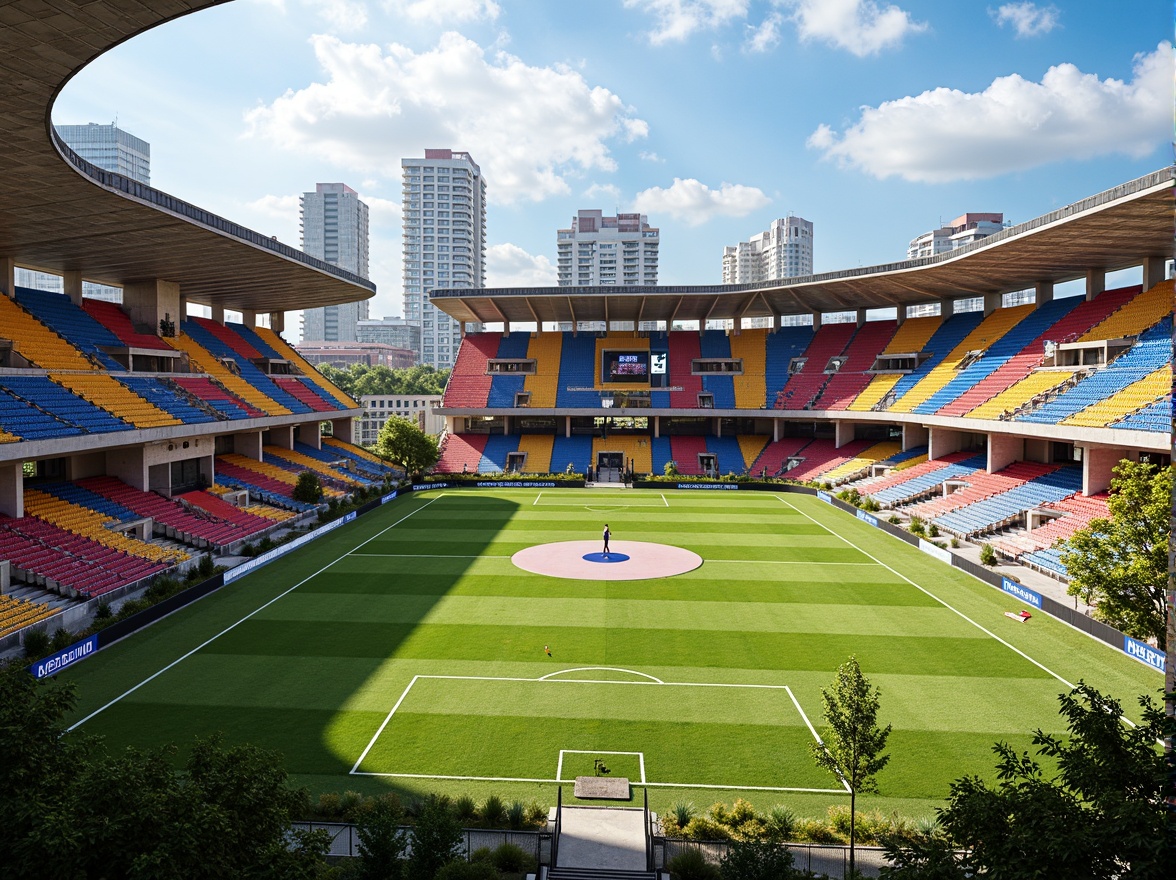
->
xmin=939 ymin=299 xmax=955 ymax=317
xmin=0 ymin=257 xmax=14 ymax=296
xmin=234 ymin=431 xmax=263 ymax=461
xmin=834 ymin=420 xmax=855 ymax=448
xmin=123 ymin=279 xmax=182 ymax=339
xmin=1085 ymin=269 xmax=1105 ymax=301
xmin=1141 ymin=256 xmax=1166 ymax=290
xmin=1083 ymin=445 xmax=1127 ymax=496
xmin=902 ymin=423 xmax=929 ymax=452
xmin=503 ymin=320 xmax=511 ymax=336
xmin=296 ymin=423 xmax=321 ymax=449
xmin=987 ymin=432 xmax=1023 ymax=473
xmin=105 ymin=447 xmax=148 ymax=491
xmin=1035 ymin=281 xmax=1054 ymax=306
xmin=63 ymin=271 xmax=84 ymax=306
xmin=811 ymin=311 xmax=822 ymax=330
xmin=928 ymin=428 xmax=964 ymax=460
xmin=269 ymin=311 xmax=285 ymax=334
xmin=773 ymin=419 xmax=780 ymax=443
xmin=983 ymin=292 xmax=1001 ymax=316
xmin=566 ymin=416 xmax=572 ymax=439
xmin=896 ymin=306 xmax=907 ymax=326
xmin=855 ymin=308 xmax=868 ymax=327
xmin=771 ymin=314 xmax=781 ymax=331
xmin=331 ymin=417 xmax=355 ymax=445
xmin=267 ymin=425 xmax=295 ymax=450
xmin=0 ymin=462 xmax=24 ymax=518
xmin=240 ymin=310 xmax=257 ymax=328
xmin=715 ymin=418 xmax=721 ymax=438
xmin=210 ymin=305 xmax=225 ymax=323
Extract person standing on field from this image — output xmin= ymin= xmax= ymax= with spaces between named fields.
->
xmin=603 ymin=524 xmax=611 ymax=555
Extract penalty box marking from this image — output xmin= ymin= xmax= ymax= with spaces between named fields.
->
xmin=351 ymin=669 xmax=847 ymax=794
xmin=557 ymin=750 xmax=646 ymax=784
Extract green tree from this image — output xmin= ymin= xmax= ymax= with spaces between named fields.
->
xmin=811 ymin=656 xmax=892 ymax=878
xmin=914 ymin=683 xmax=1173 ymax=880
xmin=407 ymin=796 xmax=463 ymax=880
xmin=293 ymin=470 xmax=324 ymax=503
xmin=349 ymin=795 xmax=409 ymax=880
xmin=718 ymin=838 xmax=796 ymax=880
xmin=317 ymin=364 xmax=451 ymax=398
xmin=1061 ymin=459 xmax=1171 ymax=648
xmin=377 ymin=416 xmax=439 ymax=476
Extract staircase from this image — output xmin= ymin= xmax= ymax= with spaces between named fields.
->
xmin=545 ymin=788 xmax=660 ymax=879
xmin=547 ymin=867 xmax=657 ymax=880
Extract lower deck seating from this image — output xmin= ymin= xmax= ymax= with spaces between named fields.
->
xmin=704 ymin=435 xmax=745 ymax=475
xmin=551 ymin=434 xmax=593 ymax=474
xmin=669 ymin=436 xmax=708 ymax=475
xmin=932 ymin=466 xmax=1083 ymax=537
xmin=782 ymin=438 xmax=872 ymax=482
xmin=906 ymin=461 xmax=1057 ymax=521
xmin=23 ymin=488 xmax=188 ymax=565
xmin=516 ymin=435 xmax=554 ymax=473
xmin=318 ymin=439 xmax=400 ymax=480
xmin=0 ymin=593 xmax=60 ymax=638
xmin=435 ymin=433 xmax=489 ymax=474
xmin=819 ymin=441 xmax=903 ymax=483
xmin=592 ymin=435 xmax=652 ymax=474
xmin=265 ymin=445 xmax=367 ymax=486
xmin=176 ymin=491 xmax=290 ymax=539
xmin=990 ymin=492 xmax=1109 ymax=558
xmin=737 ymin=435 xmax=769 ymax=471
xmin=749 ymin=437 xmax=812 ymax=476
xmin=216 ymin=455 xmax=339 ymax=506
xmin=860 ymin=453 xmax=985 ymax=507
xmin=480 ymin=434 xmax=519 ymax=473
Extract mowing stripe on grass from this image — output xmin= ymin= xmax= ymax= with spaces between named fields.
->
xmin=68 ymin=495 xmax=443 ymax=732
xmin=774 ymin=495 xmax=1076 ymax=690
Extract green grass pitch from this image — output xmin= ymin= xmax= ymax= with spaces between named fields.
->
xmin=61 ymin=489 xmax=1160 ymax=817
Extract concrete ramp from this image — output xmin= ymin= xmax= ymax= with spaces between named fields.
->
xmin=556 ymin=806 xmax=646 ymax=871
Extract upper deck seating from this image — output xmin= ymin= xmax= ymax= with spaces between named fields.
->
xmin=168 ymin=333 xmax=290 ymax=417
xmin=846 ymin=316 xmax=941 ymax=412
xmin=523 ymin=332 xmax=563 ymax=408
xmin=916 ymin=298 xmax=1078 ymax=415
xmin=890 ymin=305 xmax=1034 ymax=413
xmin=444 ymin=333 xmax=499 ymax=408
xmin=1078 ymin=280 xmax=1172 ymax=341
xmin=669 ymin=333 xmax=703 ymax=408
xmin=1016 ymin=316 xmax=1171 ymax=425
xmin=731 ymin=329 xmax=768 ymax=408
xmin=1112 ymin=398 xmax=1171 ymax=432
xmin=881 ymin=311 xmax=985 ymax=409
xmin=272 ymin=376 xmax=341 ymax=412
xmin=53 ymin=373 xmax=180 ymax=429
xmin=814 ymin=320 xmax=898 ymax=410
xmin=764 ymin=326 xmax=815 ymax=406
xmin=488 ymin=333 xmax=531 ymax=407
xmin=14 ymin=288 xmax=124 ymax=369
xmin=253 ymin=326 xmax=358 ymax=407
xmin=0 ymin=386 xmax=84 ymax=440
xmin=82 ymin=299 xmax=172 ymax=350
xmin=118 ymin=376 xmax=219 ymax=424
xmin=554 ymin=333 xmax=601 ymax=407
xmin=699 ymin=330 xmax=736 ymax=408
xmin=0 ymin=292 xmax=99 ymax=371
xmin=1062 ymin=368 xmax=1171 ymax=428
xmin=1 ymin=376 xmax=132 ymax=435
xmin=182 ymin=319 xmax=310 ymax=414
xmin=170 ymin=376 xmax=263 ymax=420
xmin=774 ymin=323 xmax=856 ymax=410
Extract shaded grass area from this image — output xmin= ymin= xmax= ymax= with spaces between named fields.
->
xmin=61 ymin=488 xmax=1160 ymax=820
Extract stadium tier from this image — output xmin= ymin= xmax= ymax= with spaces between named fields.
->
xmin=814 ymin=319 xmax=897 ymax=410
xmin=774 ymin=322 xmax=856 ymax=410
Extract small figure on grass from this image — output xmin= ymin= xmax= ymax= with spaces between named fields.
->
xmin=1003 ymin=609 xmax=1032 ymax=622
xmin=602 ymin=524 xmax=611 ymax=556
xmin=593 ymin=759 xmax=610 ymax=776
xmin=544 ymin=644 xmax=552 ymax=657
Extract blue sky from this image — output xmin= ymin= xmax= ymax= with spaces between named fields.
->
xmin=53 ymin=1 xmax=1171 ymax=336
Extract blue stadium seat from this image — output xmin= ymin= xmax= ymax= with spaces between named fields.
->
xmin=39 ymin=482 xmax=139 ymax=522
xmin=699 ymin=330 xmax=735 ymax=408
xmin=551 ymin=434 xmax=593 ymax=473
xmin=765 ymin=326 xmax=814 ymax=403
xmin=1112 ymin=399 xmax=1171 ymax=432
xmin=871 ymin=455 xmax=986 ymax=506
xmin=480 ymin=434 xmax=519 ymax=472
xmin=1 ymin=376 xmax=132 ymax=435
xmin=0 ymin=387 xmax=84 ymax=440
xmin=118 ymin=376 xmax=218 ymax=424
xmin=933 ymin=467 xmax=1083 ymax=536
xmin=650 ymin=436 xmax=673 ymax=474
xmin=556 ymin=334 xmax=601 ymax=407
xmin=14 ymin=287 xmax=125 ymax=370
xmin=705 ymin=434 xmax=744 ymax=474
xmin=888 ymin=311 xmax=985 ymax=404
xmin=181 ymin=319 xmax=312 ymax=414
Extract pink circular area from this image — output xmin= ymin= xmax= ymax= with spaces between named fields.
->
xmin=512 ymin=540 xmax=702 ymax=580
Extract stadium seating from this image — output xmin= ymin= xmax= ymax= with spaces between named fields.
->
xmin=774 ymin=323 xmax=856 ymax=410
xmin=963 ymin=370 xmax=1077 ymax=422
xmin=814 ymin=320 xmax=898 ymax=410
xmin=669 ymin=436 xmax=708 ymax=475
xmin=488 ymin=333 xmax=531 ymax=407
xmin=435 ymin=433 xmax=489 ymax=473
xmin=749 ymin=437 xmax=812 ymax=476
xmin=890 ymin=305 xmax=1033 ymax=413
xmin=990 ymin=492 xmax=1110 ymax=558
xmin=272 ymin=376 xmax=341 ymax=412
xmin=737 ymin=434 xmax=769 ymax=471
xmin=216 ymin=454 xmax=341 ymax=504
xmin=932 ymin=466 xmax=1083 ymax=537
xmin=764 ymin=326 xmax=814 ymax=406
xmin=477 ymin=434 xmax=518 ymax=472
xmin=52 ymin=373 xmax=180 ymax=429
xmin=23 ymin=488 xmax=188 ymax=564
xmin=650 ymin=435 xmax=672 ymax=473
xmin=170 ymin=376 xmax=263 ymax=419
xmin=0 ymin=593 xmax=59 ymax=638
xmin=168 ymin=333 xmax=291 ymax=416
xmin=0 ymin=386 xmax=84 ymax=440
xmin=669 ymin=333 xmax=703 ymax=408
xmin=321 ymin=438 xmax=401 ymax=479
xmin=1020 ymin=546 xmax=1067 ymax=577
xmin=876 ymin=312 xmax=986 ymax=410
xmin=0 ymin=291 xmax=100 ymax=370
xmin=1 ymin=376 xmax=133 ymax=435
xmin=176 ymin=490 xmax=291 ymax=540
xmin=864 ymin=454 xmax=987 ymax=507
xmin=443 ymin=332 xmax=498 ymax=407
xmin=592 ymin=435 xmax=652 ymax=474
xmin=1078 ymin=280 xmax=1172 ymax=341
xmin=1061 ymin=367 xmax=1170 ymax=428
xmin=523 ymin=332 xmax=563 ymax=407
xmin=906 ymin=461 xmax=1058 ymax=521
xmin=781 ymin=438 xmax=872 ymax=482
xmin=730 ymin=329 xmax=768 ymax=408
xmin=1016 ymin=316 xmax=1171 ymax=425
xmin=551 ymin=434 xmax=593 ymax=474
xmin=704 ymin=434 xmax=745 ymax=475
xmin=819 ymin=441 xmax=903 ymax=483
xmin=83 ymin=298 xmax=173 ymax=350
xmin=517 ymin=434 xmax=554 ymax=473
xmin=253 ymin=326 xmax=358 ymax=408
xmin=118 ymin=376 xmax=219 ymax=424
xmin=182 ymin=319 xmax=310 ymax=414
xmin=15 ymin=288 xmax=124 ymax=369
xmin=264 ymin=445 xmax=365 ymax=486
xmin=699 ymin=330 xmax=736 ymax=408
xmin=846 ymin=316 xmax=940 ymax=411
xmin=1113 ymin=399 xmax=1170 ymax=432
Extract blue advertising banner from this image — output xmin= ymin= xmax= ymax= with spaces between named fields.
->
xmin=1000 ymin=577 xmax=1043 ymax=609
xmin=1122 ymin=635 xmax=1165 ymax=672
xmin=413 ymin=482 xmax=447 ymax=492
xmin=817 ymin=491 xmax=832 ymax=503
xmin=381 ymin=489 xmax=399 ymax=504
xmin=31 ymin=634 xmax=98 ymax=679
xmin=677 ymin=483 xmax=739 ymax=490
xmin=855 ymin=509 xmax=878 ymax=527
xmin=224 ymin=511 xmax=356 ymax=585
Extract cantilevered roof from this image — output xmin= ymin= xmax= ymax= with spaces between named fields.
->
xmin=431 ymin=167 xmax=1173 ymax=326
xmin=0 ymin=0 xmax=373 ymax=313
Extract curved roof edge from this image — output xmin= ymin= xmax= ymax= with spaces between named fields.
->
xmin=0 ymin=0 xmax=373 ymax=313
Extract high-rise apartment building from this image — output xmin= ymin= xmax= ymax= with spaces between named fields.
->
xmin=907 ymin=213 xmax=1004 ymax=260
xmin=300 ymin=183 xmax=370 ymax=342
xmin=722 ymin=216 xmax=813 ymax=285
xmin=557 ymin=210 xmax=659 ymax=287
xmin=401 ymin=149 xmax=487 ymax=370
xmin=16 ymin=123 xmax=151 ymax=301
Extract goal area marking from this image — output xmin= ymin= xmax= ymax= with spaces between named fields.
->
xmin=350 ymin=668 xmax=848 ymax=794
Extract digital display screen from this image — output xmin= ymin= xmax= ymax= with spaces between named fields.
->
xmin=602 ymin=350 xmax=650 ymax=384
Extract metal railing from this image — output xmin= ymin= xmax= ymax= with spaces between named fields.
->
xmin=551 ymin=786 xmax=563 ymax=869
xmin=643 ymin=788 xmax=653 ymax=872
xmin=659 ymin=837 xmax=890 ymax=879
xmin=289 ymin=822 xmax=545 ymax=863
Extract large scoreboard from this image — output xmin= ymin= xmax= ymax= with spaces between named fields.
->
xmin=601 ymin=350 xmax=650 ymax=384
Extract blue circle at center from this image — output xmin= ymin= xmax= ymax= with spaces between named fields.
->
xmin=582 ymin=552 xmax=630 ymax=563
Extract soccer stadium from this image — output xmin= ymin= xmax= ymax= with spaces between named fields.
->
xmin=0 ymin=2 xmax=1171 ymax=877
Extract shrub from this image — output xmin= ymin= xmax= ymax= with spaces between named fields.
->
xmin=666 ymin=848 xmax=721 ymax=880
xmin=434 ymin=861 xmax=498 ymax=880
xmin=340 ymin=790 xmax=365 ymax=819
xmin=524 ymin=801 xmax=547 ymax=827
xmin=293 ymin=471 xmax=323 ymax=503
xmin=979 ymin=543 xmax=997 ymax=566
xmin=453 ymin=795 xmax=477 ymax=823
xmin=240 ymin=541 xmax=256 ymax=557
xmin=888 ymin=514 xmax=900 ymax=525
xmin=480 ymin=794 xmax=506 ymax=828
xmin=950 ymin=537 xmax=960 ymax=549
xmin=664 ymin=460 xmax=679 ymax=477
xmin=672 ymin=801 xmax=697 ymax=829
xmin=316 ymin=792 xmax=342 ymax=818
xmin=719 ymin=838 xmax=795 ymax=880
xmin=94 ymin=601 xmax=112 ymax=620
xmin=793 ymin=817 xmax=841 ymax=844
xmin=489 ymin=842 xmax=536 ymax=874
xmin=927 ymin=523 xmax=939 ymax=538
xmin=683 ymin=816 xmax=732 ymax=841
xmin=50 ymin=628 xmax=74 ymax=651
xmin=908 ymin=515 xmax=926 ymax=536
xmin=507 ymin=800 xmax=525 ymax=830
xmin=860 ymin=496 xmax=881 ymax=513
xmin=22 ymin=629 xmax=50 ymax=659
xmin=764 ymin=805 xmax=796 ymax=842
xmin=197 ymin=553 xmax=216 ymax=578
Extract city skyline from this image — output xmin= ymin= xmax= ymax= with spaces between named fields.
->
xmin=48 ymin=1 xmax=1171 ymax=337
xmin=300 ymin=182 xmax=371 ymax=342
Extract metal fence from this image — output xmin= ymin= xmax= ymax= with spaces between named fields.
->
xmin=290 ymin=822 xmax=548 ymax=863
xmin=659 ymin=838 xmax=889 ymax=878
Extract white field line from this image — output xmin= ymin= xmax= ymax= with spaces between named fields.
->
xmin=68 ymin=495 xmax=443 ymax=732
xmin=704 ymin=559 xmax=882 ymax=566
xmin=539 ymin=666 xmax=665 ymax=683
xmin=661 ymin=494 xmax=669 ymax=507
xmin=534 ymin=492 xmax=543 ymax=506
xmin=352 ymin=670 xmax=828 ymax=791
xmin=787 ymin=685 xmax=851 ymax=794
xmin=775 ymin=495 xmax=1077 ymax=690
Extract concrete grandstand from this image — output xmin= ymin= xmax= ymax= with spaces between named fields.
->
xmin=0 ymin=1 xmax=399 ymax=648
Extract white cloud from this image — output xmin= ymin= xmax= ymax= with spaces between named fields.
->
xmin=785 ymin=0 xmax=926 ymax=57
xmin=744 ymin=11 xmax=783 ymax=53
xmin=246 ymin=193 xmax=299 ymax=218
xmin=584 ymin=182 xmax=622 ymax=203
xmin=808 ymin=42 xmax=1172 ymax=182
xmin=990 ymin=2 xmax=1059 ymax=38
xmin=624 ymin=0 xmax=749 ymax=45
xmin=317 ymin=0 xmax=368 ymax=31
xmin=632 ymin=178 xmax=769 ymax=225
xmin=245 ymin=32 xmax=648 ymax=204
xmin=363 ymin=194 xmax=401 ymax=223
xmin=486 ymin=243 xmax=558 ymax=286
xmin=387 ymin=0 xmax=500 ymax=24
xmin=638 ymin=150 xmax=664 ymax=162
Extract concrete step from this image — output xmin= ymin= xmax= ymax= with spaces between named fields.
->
xmin=549 ymin=868 xmax=656 ymax=880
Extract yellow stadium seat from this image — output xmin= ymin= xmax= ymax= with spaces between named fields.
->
xmin=964 ymin=370 xmax=1077 ymax=420
xmin=170 ymin=333 xmax=291 ymax=416
xmin=731 ymin=329 xmax=768 ymax=408
xmin=517 ymin=434 xmax=554 ymax=473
